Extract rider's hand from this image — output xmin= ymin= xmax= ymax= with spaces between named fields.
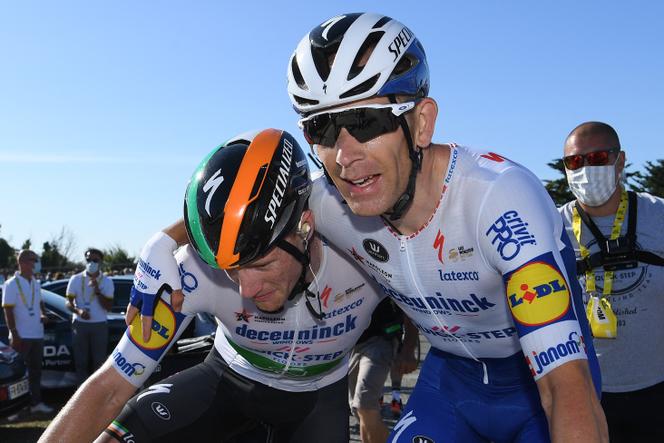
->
xmin=126 ymin=231 xmax=182 ymax=342
xmin=393 ymin=347 xmax=418 ymax=375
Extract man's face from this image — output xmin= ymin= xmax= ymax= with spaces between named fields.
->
xmin=86 ymin=252 xmax=103 ymax=264
xmin=225 ymin=233 xmax=303 ymax=313
xmin=312 ymin=97 xmax=413 ymax=217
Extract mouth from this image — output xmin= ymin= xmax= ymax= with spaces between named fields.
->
xmin=253 ymin=291 xmax=275 ymax=303
xmin=342 ymin=174 xmax=380 ymax=191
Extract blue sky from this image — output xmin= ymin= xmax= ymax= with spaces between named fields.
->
xmin=1 ymin=1 xmax=662 ymax=261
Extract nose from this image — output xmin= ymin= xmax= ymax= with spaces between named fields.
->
xmin=235 ymin=269 xmax=262 ymax=299
xmin=335 ymin=128 xmax=364 ymax=169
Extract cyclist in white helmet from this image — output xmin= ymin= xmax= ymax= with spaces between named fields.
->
xmin=287 ymin=12 xmax=608 ymax=443
xmin=99 ymin=11 xmax=608 ymax=443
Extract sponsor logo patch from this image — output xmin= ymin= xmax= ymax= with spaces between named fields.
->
xmin=178 ymin=263 xmax=198 ymax=293
xmin=485 ymin=210 xmax=537 ymax=260
xmin=433 ymin=230 xmax=445 ymax=264
xmin=363 ymin=239 xmax=389 ymax=262
xmin=506 ymin=262 xmax=570 ymax=326
xmin=129 ymin=299 xmax=176 ymax=351
xmin=235 ymin=309 xmax=254 ymax=323
xmin=151 ymin=401 xmax=171 ymax=420
xmin=112 ymin=350 xmax=146 ymax=377
xmin=525 ymin=331 xmax=585 ymax=376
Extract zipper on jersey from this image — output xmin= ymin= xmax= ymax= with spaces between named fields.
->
xmin=400 ymin=235 xmax=490 ymax=385
xmin=282 ymin=300 xmax=301 ymax=375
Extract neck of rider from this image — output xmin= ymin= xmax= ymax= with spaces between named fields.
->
xmin=580 ymin=181 xmax=625 ymax=218
xmin=388 ymin=97 xmax=448 ymax=236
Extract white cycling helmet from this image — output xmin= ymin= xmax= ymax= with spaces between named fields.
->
xmin=287 ymin=12 xmax=429 ymax=115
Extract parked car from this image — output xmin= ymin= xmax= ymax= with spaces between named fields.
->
xmin=1 ymin=284 xmax=215 ymax=388
xmin=0 ymin=340 xmax=31 ymax=418
xmin=0 ymin=289 xmax=127 ymax=388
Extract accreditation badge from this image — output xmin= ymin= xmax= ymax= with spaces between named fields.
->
xmin=586 ymin=294 xmax=618 ymax=339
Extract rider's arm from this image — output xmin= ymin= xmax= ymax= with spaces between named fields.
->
xmin=394 ymin=316 xmax=419 ymax=375
xmin=164 ymin=218 xmax=189 ymax=246
xmin=536 ymin=360 xmax=607 ymax=443
xmin=97 ymin=278 xmax=114 ymax=311
xmin=479 ymin=166 xmax=607 ymax=443
xmin=38 ymin=363 xmax=136 ymax=443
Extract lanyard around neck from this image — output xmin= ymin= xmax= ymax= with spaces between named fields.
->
xmin=15 ymin=276 xmax=35 ymax=312
xmin=81 ymin=273 xmax=101 ymax=304
xmin=572 ymin=189 xmax=628 ymax=296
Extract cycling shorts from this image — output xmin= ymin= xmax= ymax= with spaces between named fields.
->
xmin=389 ymin=348 xmax=552 ymax=443
xmin=105 ymin=348 xmax=349 ymax=443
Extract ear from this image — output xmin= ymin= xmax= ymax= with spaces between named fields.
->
xmin=617 ymin=151 xmax=626 ymax=175
xmin=298 ymin=209 xmax=314 ymax=241
xmin=413 ymin=97 xmax=438 ymax=148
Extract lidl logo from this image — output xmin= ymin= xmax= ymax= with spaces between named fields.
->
xmin=506 ymin=262 xmax=570 ymax=326
xmin=129 ymin=299 xmax=176 ymax=350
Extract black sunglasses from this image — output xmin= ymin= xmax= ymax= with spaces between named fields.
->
xmin=297 ymin=102 xmax=416 ymax=147
xmin=563 ymin=147 xmax=621 ymax=171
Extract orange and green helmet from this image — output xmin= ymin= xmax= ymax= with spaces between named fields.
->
xmin=184 ymin=128 xmax=311 ymax=269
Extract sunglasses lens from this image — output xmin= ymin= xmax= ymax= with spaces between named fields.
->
xmin=347 ymin=108 xmax=400 ymax=143
xmin=586 ymin=150 xmax=610 ymax=166
xmin=563 ymin=155 xmax=584 ymax=170
xmin=302 ymin=106 xmax=402 ymax=146
xmin=303 ymin=114 xmax=337 ymax=146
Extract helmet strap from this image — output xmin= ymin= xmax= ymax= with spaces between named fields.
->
xmin=386 ymin=94 xmax=422 ymax=221
xmin=276 ymin=237 xmax=325 ymax=320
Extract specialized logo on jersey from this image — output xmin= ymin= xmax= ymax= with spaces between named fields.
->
xmin=480 ymin=152 xmax=508 ymax=163
xmin=363 ymin=239 xmax=389 ymax=262
xmin=128 ymin=299 xmax=176 ymax=351
xmin=320 ymin=285 xmax=333 ymax=308
xmin=485 ymin=210 xmax=537 ymax=261
xmin=178 ymin=263 xmax=198 ymax=294
xmin=525 ymin=331 xmax=585 ymax=376
xmin=235 ymin=309 xmax=253 ymax=323
xmin=506 ymin=261 xmax=570 ymax=327
xmin=433 ymin=230 xmax=445 ymax=264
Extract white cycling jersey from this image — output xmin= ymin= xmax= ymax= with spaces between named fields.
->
xmin=108 ymin=242 xmax=384 ymax=392
xmin=311 ymin=145 xmax=594 ymax=380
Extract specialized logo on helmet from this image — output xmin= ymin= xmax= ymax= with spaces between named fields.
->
xmin=363 ymin=239 xmax=389 ymax=262
xmin=506 ymin=262 xmax=570 ymax=326
xmin=388 ymin=27 xmax=414 ymax=61
xmin=202 ymin=168 xmax=224 ymax=217
xmin=129 ymin=299 xmax=176 ymax=351
xmin=264 ymin=137 xmax=294 ymax=228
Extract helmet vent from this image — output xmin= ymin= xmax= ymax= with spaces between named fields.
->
xmin=372 ymin=16 xmax=391 ymax=29
xmin=249 ymin=165 xmax=268 ymax=200
xmin=339 ymin=73 xmax=380 ymax=99
xmin=310 ymin=41 xmax=340 ymax=82
xmin=348 ymin=31 xmax=384 ymax=81
xmin=293 ymin=95 xmax=319 ymax=107
xmin=392 ymin=53 xmax=415 ymax=77
xmin=290 ymin=57 xmax=307 ymax=90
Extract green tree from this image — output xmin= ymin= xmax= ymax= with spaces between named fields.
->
xmin=633 ymin=159 xmax=664 ymax=197
xmin=102 ymin=244 xmax=135 ymax=272
xmin=0 ymin=225 xmax=16 ymax=270
xmin=21 ymin=239 xmax=32 ymax=250
xmin=41 ymin=241 xmax=74 ymax=270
